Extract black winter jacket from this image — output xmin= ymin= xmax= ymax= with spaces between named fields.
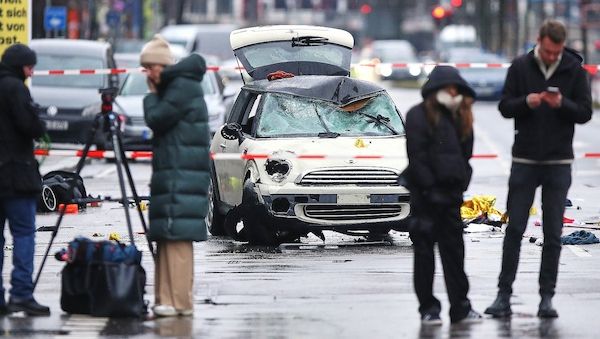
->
xmin=0 ymin=63 xmax=46 ymax=198
xmin=404 ymin=102 xmax=473 ymax=206
xmin=499 ymin=48 xmax=592 ymax=161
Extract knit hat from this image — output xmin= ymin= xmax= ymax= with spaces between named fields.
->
xmin=421 ymin=65 xmax=475 ymax=99
xmin=1 ymin=43 xmax=37 ymax=67
xmin=140 ymin=34 xmax=174 ymax=66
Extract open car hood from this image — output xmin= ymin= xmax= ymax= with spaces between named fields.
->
xmin=230 ymin=25 xmax=354 ymax=80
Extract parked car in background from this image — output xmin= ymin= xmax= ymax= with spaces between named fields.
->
xmin=109 ymin=66 xmax=228 ymax=150
xmin=159 ymin=24 xmax=238 ymax=60
xmin=208 ymin=25 xmax=411 ymax=245
xmin=30 ymin=39 xmax=119 ymax=146
xmin=362 ymin=39 xmax=422 ymax=81
xmin=446 ymin=47 xmax=508 ymax=101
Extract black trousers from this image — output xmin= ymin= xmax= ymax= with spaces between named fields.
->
xmin=410 ymin=200 xmax=471 ymax=322
xmin=498 ymin=163 xmax=571 ymax=297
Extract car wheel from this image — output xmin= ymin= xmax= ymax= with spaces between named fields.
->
xmin=240 ymin=178 xmax=280 ymax=245
xmin=206 ymin=180 xmax=227 ymax=236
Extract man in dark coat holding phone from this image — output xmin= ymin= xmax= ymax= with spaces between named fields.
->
xmin=485 ymin=19 xmax=592 ymax=319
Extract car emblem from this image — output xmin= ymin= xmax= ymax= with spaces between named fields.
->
xmin=346 ymin=159 xmax=355 ymax=164
xmin=47 ymin=106 xmax=58 ymax=116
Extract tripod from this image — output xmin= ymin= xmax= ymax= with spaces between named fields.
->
xmin=33 ymin=87 xmax=155 ymax=289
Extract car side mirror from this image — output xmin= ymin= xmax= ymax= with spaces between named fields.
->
xmin=221 ymin=122 xmax=244 ymax=145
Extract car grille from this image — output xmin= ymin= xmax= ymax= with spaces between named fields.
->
xmin=298 ymin=168 xmax=400 ymax=186
xmin=304 ymin=204 xmax=403 ymax=221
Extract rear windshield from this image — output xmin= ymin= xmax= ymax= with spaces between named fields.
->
xmin=119 ymin=72 xmax=215 ymax=96
xmin=32 ymin=54 xmax=105 ymax=88
xmin=256 ymin=93 xmax=404 ymax=138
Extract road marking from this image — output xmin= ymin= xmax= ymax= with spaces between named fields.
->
xmin=566 ymin=245 xmax=592 ymax=257
xmin=94 ymin=166 xmax=117 ymax=178
xmin=56 ymin=315 xmax=109 ymax=338
xmin=473 ymin=120 xmax=511 ymax=175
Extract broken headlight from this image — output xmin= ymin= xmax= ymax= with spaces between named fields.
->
xmin=265 ymin=159 xmax=292 ymax=183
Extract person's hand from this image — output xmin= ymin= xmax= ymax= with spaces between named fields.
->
xmin=146 ymin=77 xmax=157 ymax=93
xmin=541 ymin=91 xmax=562 ymax=108
xmin=526 ymin=93 xmax=543 ymax=108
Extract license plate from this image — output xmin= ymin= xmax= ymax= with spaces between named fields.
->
xmin=337 ymin=194 xmax=370 ymax=204
xmin=46 ymin=120 xmax=69 ymax=131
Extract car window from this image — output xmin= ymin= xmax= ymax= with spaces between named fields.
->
xmin=32 ymin=54 xmax=105 ymax=88
xmin=119 ymin=72 xmax=215 ymax=96
xmin=256 ymin=93 xmax=404 ymax=137
xmin=239 ymin=41 xmax=351 ymax=70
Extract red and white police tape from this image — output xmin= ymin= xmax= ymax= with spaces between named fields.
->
xmin=30 ymin=63 xmax=600 ymax=76
xmin=33 ymin=149 xmax=600 ymax=160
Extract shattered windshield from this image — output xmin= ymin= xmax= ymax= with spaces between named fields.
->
xmin=256 ymin=93 xmax=404 ymax=137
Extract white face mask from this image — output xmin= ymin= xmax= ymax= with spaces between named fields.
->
xmin=436 ymin=89 xmax=463 ymax=112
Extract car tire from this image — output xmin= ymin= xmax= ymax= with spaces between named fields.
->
xmin=206 ymin=180 xmax=227 ymax=236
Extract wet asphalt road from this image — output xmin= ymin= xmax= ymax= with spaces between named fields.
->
xmin=1 ymin=85 xmax=599 ymax=338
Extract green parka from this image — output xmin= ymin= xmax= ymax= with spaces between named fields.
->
xmin=143 ymin=54 xmax=211 ymax=241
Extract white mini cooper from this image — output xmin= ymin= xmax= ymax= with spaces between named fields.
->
xmin=207 ymin=25 xmax=410 ymax=245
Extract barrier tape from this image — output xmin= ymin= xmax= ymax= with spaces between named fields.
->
xmin=30 ymin=63 xmax=600 ymax=76
xmin=34 ymin=149 xmax=600 ymax=160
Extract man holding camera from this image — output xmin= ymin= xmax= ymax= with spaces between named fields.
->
xmin=485 ymin=19 xmax=592 ymax=318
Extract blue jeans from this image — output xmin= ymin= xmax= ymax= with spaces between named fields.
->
xmin=0 ymin=197 xmax=37 ymax=303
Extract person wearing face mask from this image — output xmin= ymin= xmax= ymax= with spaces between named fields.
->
xmin=485 ymin=19 xmax=592 ymax=319
xmin=403 ymin=65 xmax=480 ymax=325
xmin=140 ymin=35 xmax=211 ymax=317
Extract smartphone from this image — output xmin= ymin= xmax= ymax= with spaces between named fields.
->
xmin=547 ymin=86 xmax=560 ymax=93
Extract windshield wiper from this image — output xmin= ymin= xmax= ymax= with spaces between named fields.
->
xmin=292 ymin=36 xmax=329 ymax=47
xmin=318 ymin=132 xmax=340 ymax=138
xmin=355 ymin=112 xmax=400 ymax=135
xmin=313 ymin=103 xmax=339 ymax=138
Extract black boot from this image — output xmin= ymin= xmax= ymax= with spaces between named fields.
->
xmin=537 ymin=295 xmax=558 ymax=318
xmin=8 ymin=298 xmax=50 ymax=316
xmin=484 ymin=293 xmax=512 ymax=318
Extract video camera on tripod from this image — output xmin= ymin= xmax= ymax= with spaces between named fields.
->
xmin=99 ymin=87 xmax=120 ymax=133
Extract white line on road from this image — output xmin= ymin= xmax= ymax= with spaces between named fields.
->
xmin=93 ymin=166 xmax=117 ymax=179
xmin=473 ymin=120 xmax=511 ymax=175
xmin=566 ymin=245 xmax=593 ymax=257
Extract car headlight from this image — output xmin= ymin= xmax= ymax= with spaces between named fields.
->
xmin=378 ymin=64 xmax=393 ymax=77
xmin=265 ymin=159 xmax=292 ymax=183
xmin=408 ymin=65 xmax=421 ymax=77
xmin=81 ymin=103 xmax=101 ymax=117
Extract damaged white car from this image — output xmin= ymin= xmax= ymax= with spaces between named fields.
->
xmin=207 ymin=25 xmax=410 ymax=245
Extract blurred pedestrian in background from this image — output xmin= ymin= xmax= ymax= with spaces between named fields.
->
xmin=0 ymin=44 xmax=50 ymax=316
xmin=485 ymin=19 xmax=592 ymax=319
xmin=140 ymin=35 xmax=211 ymax=317
xmin=403 ymin=65 xmax=481 ymax=325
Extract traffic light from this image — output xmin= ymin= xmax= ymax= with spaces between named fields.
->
xmin=431 ymin=5 xmax=453 ymax=28
xmin=360 ymin=4 xmax=372 ymax=15
xmin=450 ymin=0 xmax=462 ymax=7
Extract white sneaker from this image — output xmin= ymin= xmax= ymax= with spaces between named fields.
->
xmin=177 ymin=308 xmax=194 ymax=316
xmin=153 ymin=304 xmax=177 ymax=317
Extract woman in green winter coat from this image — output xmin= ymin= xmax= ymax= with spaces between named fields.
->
xmin=141 ymin=35 xmax=211 ymax=317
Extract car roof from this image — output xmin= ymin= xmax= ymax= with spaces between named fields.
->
xmin=230 ymin=25 xmax=353 ymax=50
xmin=244 ymin=75 xmax=385 ymax=106
xmin=30 ymin=39 xmax=111 ymax=56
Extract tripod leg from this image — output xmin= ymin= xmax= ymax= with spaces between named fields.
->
xmin=114 ymin=125 xmax=156 ymax=261
xmin=33 ymin=113 xmax=104 ymax=290
xmin=107 ymin=114 xmax=135 ymax=245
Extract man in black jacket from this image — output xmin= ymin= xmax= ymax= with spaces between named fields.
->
xmin=0 ymin=44 xmax=50 ymax=316
xmin=485 ymin=19 xmax=592 ymax=319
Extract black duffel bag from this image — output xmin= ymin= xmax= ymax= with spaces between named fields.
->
xmin=59 ymin=237 xmax=147 ymax=318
